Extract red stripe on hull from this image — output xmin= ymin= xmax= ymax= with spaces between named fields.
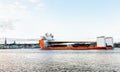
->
xmin=41 ymin=46 xmax=113 ymax=50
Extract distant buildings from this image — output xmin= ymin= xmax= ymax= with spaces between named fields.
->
xmin=0 ymin=38 xmax=40 ymax=49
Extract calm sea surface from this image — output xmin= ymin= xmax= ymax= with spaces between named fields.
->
xmin=0 ymin=48 xmax=120 ymax=72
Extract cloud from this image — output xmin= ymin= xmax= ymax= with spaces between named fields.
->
xmin=29 ymin=0 xmax=38 ymax=3
xmin=0 ymin=1 xmax=28 ymax=20
xmin=0 ymin=3 xmax=12 ymax=9
xmin=14 ymin=1 xmax=21 ymax=5
xmin=0 ymin=0 xmax=45 ymax=12
xmin=34 ymin=3 xmax=44 ymax=10
xmin=19 ymin=5 xmax=27 ymax=10
xmin=0 ymin=0 xmax=44 ymax=30
xmin=37 ymin=3 xmax=44 ymax=7
xmin=0 ymin=20 xmax=15 ymax=31
xmin=0 ymin=2 xmax=26 ymax=10
xmin=13 ymin=1 xmax=27 ymax=10
xmin=28 ymin=0 xmax=45 ymax=10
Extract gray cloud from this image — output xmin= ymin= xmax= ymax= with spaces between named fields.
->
xmin=0 ymin=20 xmax=16 ymax=31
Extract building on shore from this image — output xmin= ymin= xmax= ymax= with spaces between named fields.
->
xmin=0 ymin=38 xmax=40 ymax=49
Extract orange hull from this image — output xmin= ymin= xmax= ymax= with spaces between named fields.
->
xmin=41 ymin=46 xmax=113 ymax=50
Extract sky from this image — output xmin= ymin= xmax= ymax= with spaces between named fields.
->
xmin=0 ymin=0 xmax=120 ymax=42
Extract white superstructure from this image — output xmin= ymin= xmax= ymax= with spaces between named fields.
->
xmin=106 ymin=37 xmax=114 ymax=47
xmin=97 ymin=36 xmax=113 ymax=47
xmin=97 ymin=36 xmax=106 ymax=47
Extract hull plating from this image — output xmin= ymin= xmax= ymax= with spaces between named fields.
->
xmin=41 ymin=46 xmax=113 ymax=50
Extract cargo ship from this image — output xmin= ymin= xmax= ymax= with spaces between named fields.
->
xmin=39 ymin=33 xmax=114 ymax=50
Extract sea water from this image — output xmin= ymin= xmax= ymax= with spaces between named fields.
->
xmin=0 ymin=48 xmax=120 ymax=72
